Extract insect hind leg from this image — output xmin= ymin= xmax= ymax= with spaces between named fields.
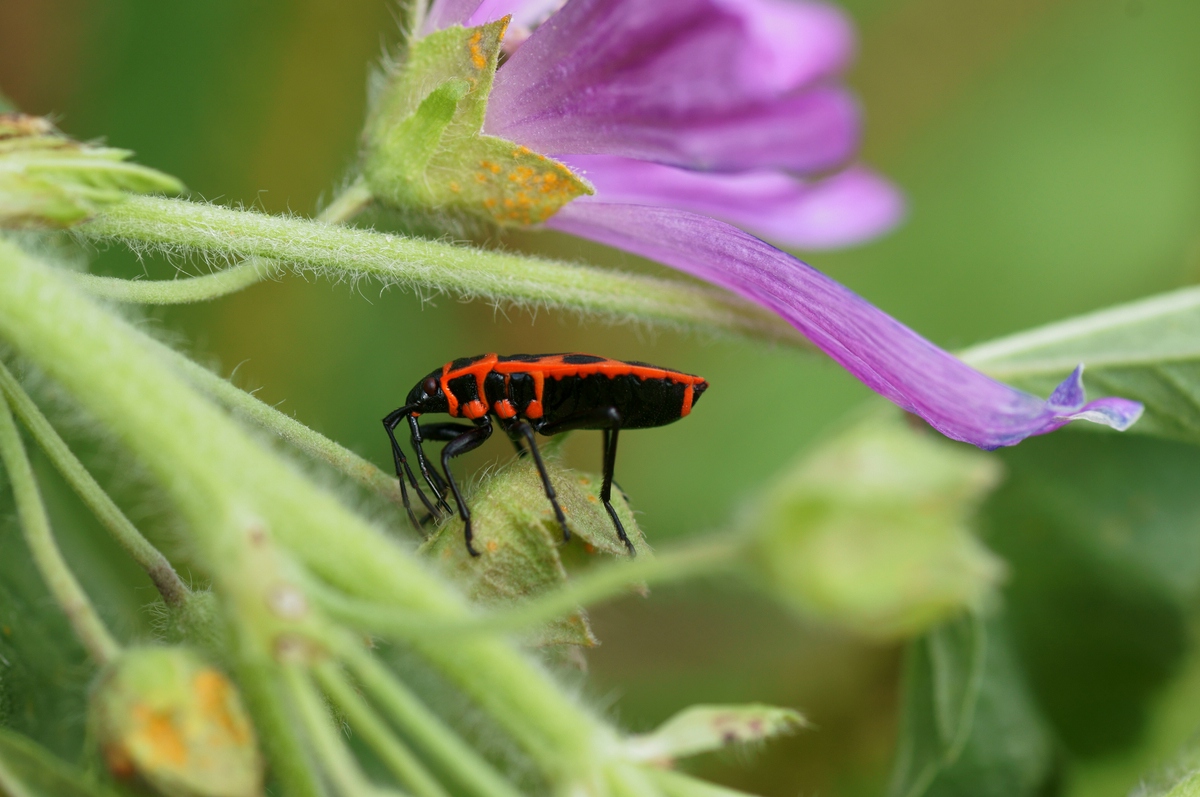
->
xmin=535 ymin=406 xmax=633 ymax=555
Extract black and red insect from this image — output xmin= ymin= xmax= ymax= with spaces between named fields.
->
xmin=383 ymin=353 xmax=708 ymax=556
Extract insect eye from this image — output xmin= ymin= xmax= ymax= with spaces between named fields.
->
xmin=422 ymin=376 xmax=440 ymax=396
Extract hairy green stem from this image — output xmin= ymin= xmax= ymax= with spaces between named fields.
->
xmin=0 ymin=239 xmax=612 ymax=790
xmin=316 ymin=537 xmax=742 ymax=640
xmin=70 ymin=180 xmax=373 ymax=306
xmin=79 ymin=196 xmax=801 ymax=345
xmin=70 ymin=258 xmax=278 ymax=304
xmin=319 ymin=177 xmax=374 ymax=225
xmin=647 ymin=767 xmax=758 ymax=797
xmin=284 ymin=665 xmax=403 ymax=797
xmin=156 ymin=338 xmax=405 ymax=506
xmin=0 ymin=360 xmax=188 ymax=606
xmin=0 ymin=392 xmax=121 ymax=664
xmin=235 ymin=657 xmax=325 ymax=797
xmin=0 ymin=756 xmax=36 ymax=797
xmin=339 ymin=641 xmax=527 ymax=797
xmin=314 ymin=661 xmax=452 ymax=797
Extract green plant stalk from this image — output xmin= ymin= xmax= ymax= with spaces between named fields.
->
xmin=69 ymin=179 xmax=372 ymax=307
xmin=315 ymin=536 xmax=742 ymax=640
xmin=0 ymin=241 xmax=615 ymax=789
xmin=314 ymin=661 xmax=452 ymax=797
xmin=0 ymin=360 xmax=188 ymax=606
xmin=71 ymin=258 xmax=277 ymax=304
xmin=0 ymin=756 xmax=36 ymax=797
xmin=647 ymin=767 xmax=759 ymax=797
xmin=157 ymin=340 xmax=405 ymax=506
xmin=234 ymin=656 xmax=325 ymax=797
xmin=0 ymin=391 xmax=121 ymax=664
xmin=79 ymin=196 xmax=801 ymax=346
xmin=284 ymin=665 xmax=402 ymax=797
xmin=319 ymin=177 xmax=374 ymax=225
xmin=339 ymin=641 xmax=527 ymax=797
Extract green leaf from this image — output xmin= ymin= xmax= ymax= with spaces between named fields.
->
xmin=887 ymin=612 xmax=1057 ymax=797
xmin=419 ymin=454 xmax=647 ymax=650
xmin=743 ymin=414 xmax=1004 ymax=638
xmin=623 ymin=704 xmax=806 ymax=763
xmin=962 ymin=285 xmax=1200 ymax=443
xmin=364 ymin=20 xmax=591 ymax=227
xmin=0 ymin=726 xmax=119 ymax=797
xmin=983 ymin=432 xmax=1200 ymax=757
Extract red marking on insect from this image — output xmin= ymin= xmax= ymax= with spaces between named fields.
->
xmin=382 ymin=353 xmax=707 ymax=557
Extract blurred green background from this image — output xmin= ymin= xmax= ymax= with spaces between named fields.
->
xmin=2 ymin=0 xmax=1199 ymax=795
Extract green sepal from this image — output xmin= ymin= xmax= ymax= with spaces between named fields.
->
xmin=364 ymin=19 xmax=591 ymax=228
xmin=623 ymin=704 xmax=806 ymax=764
xmin=419 ymin=454 xmax=647 ymax=650
xmin=0 ymin=114 xmax=183 ymax=229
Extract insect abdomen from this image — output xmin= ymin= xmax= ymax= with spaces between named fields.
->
xmin=440 ymin=353 xmax=707 ymax=425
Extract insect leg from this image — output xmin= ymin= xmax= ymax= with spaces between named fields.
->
xmin=440 ymin=418 xmax=494 ymax=557
xmin=408 ymin=412 xmax=453 ymax=513
xmin=382 ymin=407 xmax=440 ymax=527
xmin=507 ymin=420 xmax=571 ymax=543
xmin=538 ymin=407 xmax=632 ymax=555
xmin=410 ymin=417 xmax=473 ymax=512
xmin=506 ymin=429 xmax=527 ymax=457
xmin=600 ymin=425 xmax=634 ymax=556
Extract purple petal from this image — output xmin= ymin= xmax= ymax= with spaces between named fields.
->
xmin=422 ymin=0 xmax=483 ymax=32
xmin=1045 ymin=366 xmax=1142 ymax=430
xmin=712 ymin=0 xmax=855 ymax=97
xmin=562 ymin=155 xmax=905 ymax=249
xmin=546 ymin=203 xmax=1143 ymax=448
xmin=485 ymin=0 xmax=858 ymax=172
xmin=467 ymin=0 xmax=565 ymax=27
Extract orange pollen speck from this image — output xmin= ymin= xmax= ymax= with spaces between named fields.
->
xmin=486 ymin=540 xmax=499 ymax=552
xmin=130 ymin=705 xmax=188 ymax=767
xmin=194 ymin=669 xmax=249 ymax=743
xmin=469 ymin=31 xmax=486 ymax=69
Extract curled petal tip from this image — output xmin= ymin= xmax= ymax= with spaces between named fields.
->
xmin=549 ymin=203 xmax=1143 ymax=450
xmin=1046 ymin=366 xmax=1144 ymax=432
xmin=1058 ymin=399 xmax=1145 ymax=432
xmin=1047 ymin=364 xmax=1086 ymax=408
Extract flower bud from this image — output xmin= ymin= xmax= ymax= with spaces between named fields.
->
xmin=90 ymin=646 xmax=262 ymax=797
xmin=742 ymin=414 xmax=1004 ymax=638
xmin=362 ymin=19 xmax=590 ymax=229
xmin=421 ymin=454 xmax=646 ymax=649
xmin=0 ymin=114 xmax=182 ymax=229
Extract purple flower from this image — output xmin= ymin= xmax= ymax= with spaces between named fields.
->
xmin=418 ymin=0 xmax=1143 ymax=448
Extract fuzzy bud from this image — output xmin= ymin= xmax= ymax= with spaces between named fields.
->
xmin=0 ymin=114 xmax=182 ymax=229
xmin=421 ymin=454 xmax=646 ymax=650
xmin=90 ymin=646 xmax=262 ymax=797
xmin=742 ymin=415 xmax=1005 ymax=638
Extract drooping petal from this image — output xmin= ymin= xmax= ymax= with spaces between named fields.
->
xmin=485 ymin=0 xmax=859 ymax=172
xmin=562 ymin=155 xmax=904 ymax=249
xmin=546 ymin=202 xmax=1143 ymax=448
